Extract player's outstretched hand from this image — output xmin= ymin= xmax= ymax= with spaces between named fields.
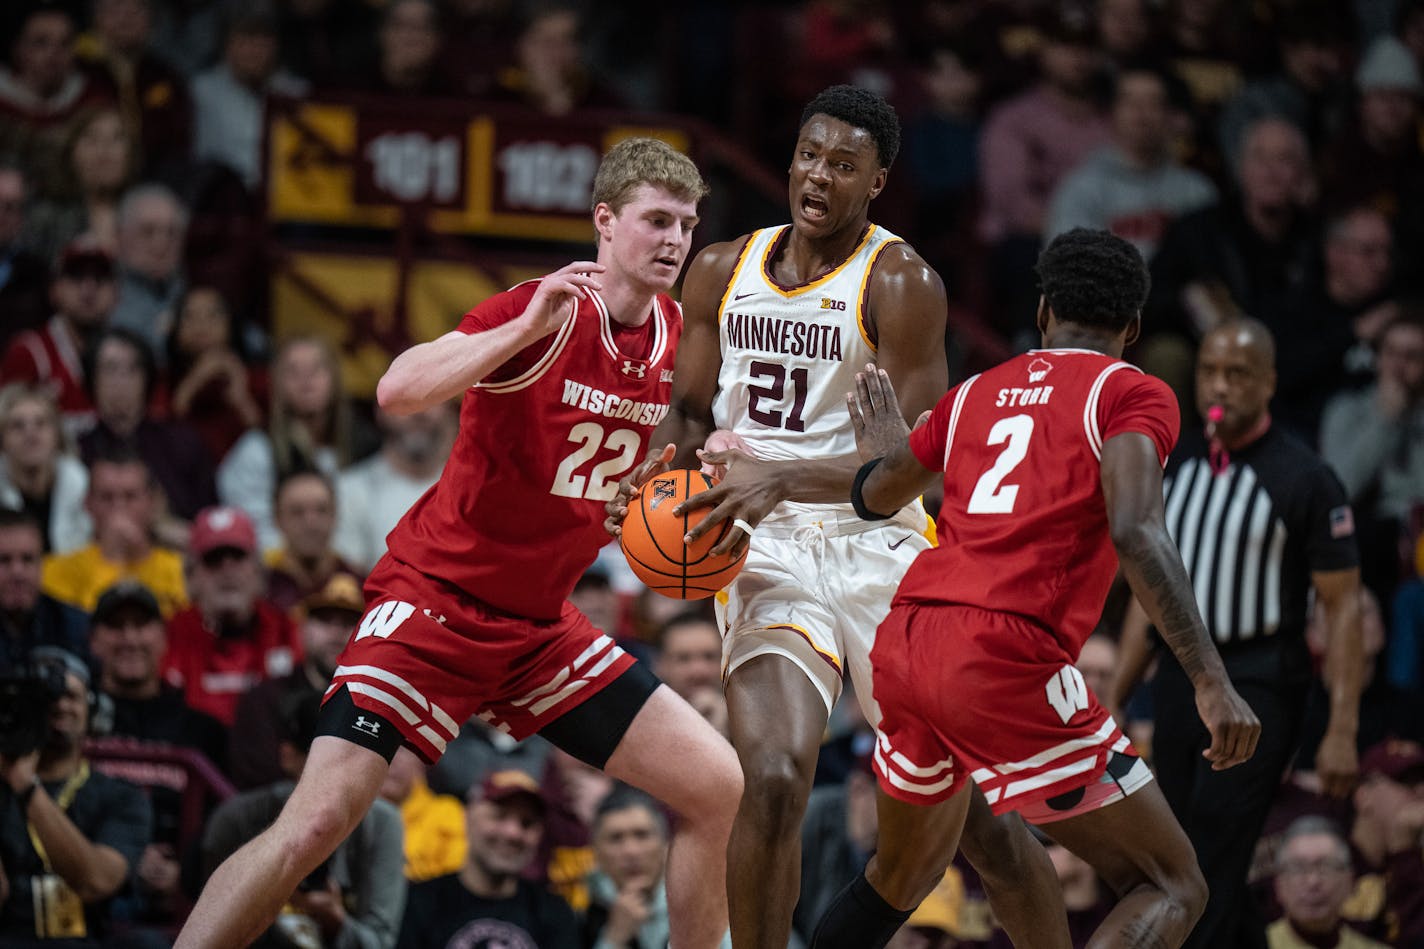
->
xmin=522 ymin=261 xmax=606 ymax=338
xmin=1196 ymin=680 xmax=1261 ymax=771
xmin=848 ymin=364 xmax=911 ymax=462
xmin=676 ymin=448 xmax=781 ymax=560
xmin=604 ymin=443 xmax=675 ymax=538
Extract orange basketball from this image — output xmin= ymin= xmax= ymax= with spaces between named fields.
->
xmin=620 ymin=469 xmax=748 ymax=599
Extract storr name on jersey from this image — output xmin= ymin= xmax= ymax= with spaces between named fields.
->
xmin=560 ymin=378 xmax=670 ymax=426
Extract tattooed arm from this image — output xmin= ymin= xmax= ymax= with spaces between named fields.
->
xmin=1101 ymin=432 xmax=1261 ymax=770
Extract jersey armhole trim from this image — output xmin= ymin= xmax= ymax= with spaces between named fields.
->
xmin=20 ymin=333 xmax=50 ymax=379
xmin=474 ymin=308 xmax=578 ymax=394
xmin=856 ymin=237 xmax=905 ymax=351
xmin=50 ymin=319 xmax=82 ymax=379
xmin=1083 ymin=362 xmax=1140 ymax=460
xmin=716 ymin=233 xmax=761 ymax=322
xmin=942 ymin=374 xmax=980 ymax=471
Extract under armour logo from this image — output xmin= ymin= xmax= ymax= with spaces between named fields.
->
xmin=1028 ymin=358 xmax=1053 ymax=383
xmin=621 ymin=361 xmax=647 ymax=378
xmin=423 ymin=608 xmax=447 ymax=624
xmin=353 ymin=716 xmax=381 ymax=737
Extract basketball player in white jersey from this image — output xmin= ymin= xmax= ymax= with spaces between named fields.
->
xmin=607 ymin=86 xmax=1068 ymax=949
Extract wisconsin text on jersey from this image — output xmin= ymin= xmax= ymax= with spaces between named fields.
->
xmin=722 ymin=310 xmax=846 ymax=361
xmin=560 ymin=378 xmax=670 ymax=426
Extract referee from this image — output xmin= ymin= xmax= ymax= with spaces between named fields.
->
xmin=1110 ymin=319 xmax=1364 ymax=949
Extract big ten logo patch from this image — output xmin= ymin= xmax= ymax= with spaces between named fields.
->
xmin=820 ymin=297 xmax=846 ymax=311
xmin=1045 ymin=664 xmax=1089 ymax=725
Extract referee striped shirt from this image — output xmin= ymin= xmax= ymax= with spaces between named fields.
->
xmin=1161 ymin=426 xmax=1358 ymax=650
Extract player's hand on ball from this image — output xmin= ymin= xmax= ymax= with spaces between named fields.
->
xmin=1195 ymin=680 xmax=1261 ymax=771
xmin=522 ymin=261 xmax=606 ymax=338
xmin=700 ymin=429 xmax=752 ymax=480
xmin=848 ymin=364 xmax=912 ymax=462
xmin=605 ymin=443 xmax=675 ymax=537
xmin=678 ymin=449 xmax=783 ymax=560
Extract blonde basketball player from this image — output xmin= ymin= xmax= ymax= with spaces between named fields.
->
xmin=607 ymin=86 xmax=1069 ymax=949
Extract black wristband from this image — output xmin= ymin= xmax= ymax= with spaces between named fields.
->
xmin=851 ymin=457 xmax=895 ymax=521
xmin=15 ymin=777 xmax=40 ymax=814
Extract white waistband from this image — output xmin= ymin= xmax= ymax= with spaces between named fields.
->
xmin=752 ymin=501 xmax=929 ymax=539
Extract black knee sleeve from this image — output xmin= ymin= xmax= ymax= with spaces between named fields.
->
xmin=810 ymin=871 xmax=913 ymax=949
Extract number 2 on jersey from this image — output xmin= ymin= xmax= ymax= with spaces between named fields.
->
xmin=966 ymin=414 xmax=1034 ymax=514
xmin=551 ymin=422 xmax=640 ymax=501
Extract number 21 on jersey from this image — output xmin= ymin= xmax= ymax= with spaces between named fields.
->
xmin=966 ymin=414 xmax=1034 ymax=514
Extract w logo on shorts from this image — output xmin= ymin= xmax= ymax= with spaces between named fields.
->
xmin=1045 ymin=664 xmax=1090 ymax=725
xmin=355 ymin=601 xmax=417 ymax=641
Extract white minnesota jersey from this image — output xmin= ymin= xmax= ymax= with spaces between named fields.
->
xmin=712 ymin=224 xmax=924 ymax=527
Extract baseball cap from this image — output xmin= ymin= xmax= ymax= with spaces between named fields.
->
xmin=1360 ymin=738 xmax=1424 ymax=783
xmin=301 ymin=573 xmax=365 ymax=617
xmin=93 ymin=580 xmax=162 ymax=627
xmin=55 ymin=238 xmax=115 ymax=280
xmin=1357 ymin=36 xmax=1424 ymax=95
xmin=190 ymin=506 xmax=258 ymax=558
xmin=478 ymin=769 xmax=546 ymax=814
xmin=29 ymin=645 xmax=92 ymax=688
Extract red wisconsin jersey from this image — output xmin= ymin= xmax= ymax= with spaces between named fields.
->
xmin=384 ymin=281 xmax=681 ymax=620
xmin=0 ymin=317 xmax=95 ymax=429
xmin=898 ymin=349 xmax=1178 ymax=655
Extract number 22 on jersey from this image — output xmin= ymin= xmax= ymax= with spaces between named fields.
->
xmin=550 ymin=422 xmax=640 ymax=501
xmin=966 ymin=414 xmax=1034 ymax=515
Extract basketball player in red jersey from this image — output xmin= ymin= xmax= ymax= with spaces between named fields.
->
xmin=174 ymin=139 xmax=743 ymax=949
xmin=608 ymin=86 xmax=1066 ymax=949
xmin=808 ymin=229 xmax=1262 ymax=949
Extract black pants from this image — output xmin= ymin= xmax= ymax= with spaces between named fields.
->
xmin=1152 ymin=657 xmax=1305 ymax=949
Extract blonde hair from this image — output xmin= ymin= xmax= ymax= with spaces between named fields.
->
xmin=0 ymin=382 xmax=71 ymax=457
xmin=269 ymin=335 xmax=354 ymax=473
xmin=590 ymin=137 xmax=708 ymax=214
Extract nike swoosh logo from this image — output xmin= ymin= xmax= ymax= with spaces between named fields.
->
xmin=888 ymin=535 xmax=912 ymax=550
xmin=732 ymin=291 xmax=754 ymax=301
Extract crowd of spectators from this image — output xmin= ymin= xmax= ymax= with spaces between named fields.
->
xmin=0 ymin=0 xmax=1423 ymax=946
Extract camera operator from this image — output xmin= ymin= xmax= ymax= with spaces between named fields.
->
xmin=0 ymin=646 xmax=152 ymax=947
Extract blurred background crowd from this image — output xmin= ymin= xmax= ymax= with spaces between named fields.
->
xmin=1 ymin=0 xmax=1424 ymax=946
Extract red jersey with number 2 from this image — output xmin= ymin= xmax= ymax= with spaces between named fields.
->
xmin=383 ymin=281 xmax=680 ymax=621
xmin=899 ymin=349 xmax=1178 ymax=655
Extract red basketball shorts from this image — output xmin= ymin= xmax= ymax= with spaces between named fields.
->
xmin=870 ymin=603 xmax=1148 ymax=822
xmin=325 ymin=557 xmax=638 ymax=763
